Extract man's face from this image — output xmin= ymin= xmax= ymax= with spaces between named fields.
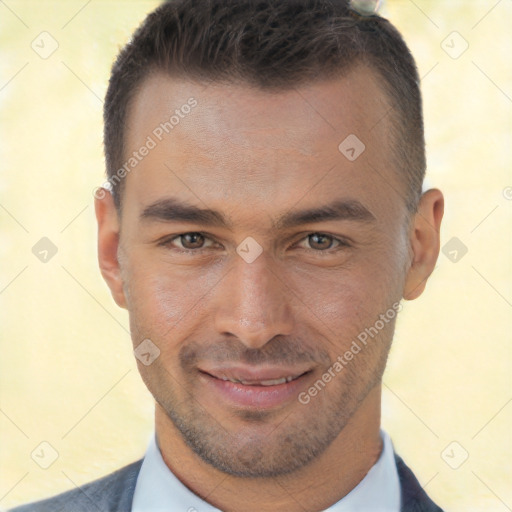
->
xmin=111 ymin=67 xmax=413 ymax=477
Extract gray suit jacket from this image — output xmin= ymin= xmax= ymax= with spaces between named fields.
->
xmin=9 ymin=453 xmax=444 ymax=511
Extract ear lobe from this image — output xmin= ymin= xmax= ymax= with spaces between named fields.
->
xmin=95 ymin=189 xmax=127 ymax=309
xmin=403 ymin=188 xmax=444 ymax=301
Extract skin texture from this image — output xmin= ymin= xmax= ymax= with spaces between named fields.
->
xmin=95 ymin=65 xmax=444 ymax=512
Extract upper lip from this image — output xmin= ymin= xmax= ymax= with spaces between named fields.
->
xmin=199 ymin=365 xmax=311 ymax=385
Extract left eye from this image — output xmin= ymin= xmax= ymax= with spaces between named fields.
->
xmin=296 ymin=233 xmax=346 ymax=251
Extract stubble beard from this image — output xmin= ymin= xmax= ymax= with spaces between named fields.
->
xmin=148 ymin=346 xmax=389 ymax=478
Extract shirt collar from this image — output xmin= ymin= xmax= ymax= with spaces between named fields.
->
xmin=132 ymin=429 xmax=400 ymax=511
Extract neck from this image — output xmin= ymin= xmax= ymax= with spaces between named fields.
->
xmin=155 ymin=385 xmax=383 ymax=512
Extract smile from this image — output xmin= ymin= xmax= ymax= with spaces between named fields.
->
xmin=218 ymin=374 xmax=303 ymax=386
xmin=198 ymin=366 xmax=313 ymax=408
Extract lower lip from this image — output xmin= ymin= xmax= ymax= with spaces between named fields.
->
xmin=199 ymin=372 xmax=310 ymax=409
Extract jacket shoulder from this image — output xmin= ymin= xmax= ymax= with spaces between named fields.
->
xmin=8 ymin=459 xmax=144 ymax=512
xmin=394 ymin=452 xmax=444 ymax=512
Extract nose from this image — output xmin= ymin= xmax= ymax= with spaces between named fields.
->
xmin=213 ymin=252 xmax=294 ymax=349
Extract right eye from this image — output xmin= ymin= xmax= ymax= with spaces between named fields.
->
xmin=158 ymin=232 xmax=220 ymax=253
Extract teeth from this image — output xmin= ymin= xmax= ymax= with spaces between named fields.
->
xmin=252 ymin=377 xmax=287 ymax=386
xmin=221 ymin=376 xmax=298 ymax=386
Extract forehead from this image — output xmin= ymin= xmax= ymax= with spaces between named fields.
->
xmin=122 ymin=67 xmax=404 ymax=226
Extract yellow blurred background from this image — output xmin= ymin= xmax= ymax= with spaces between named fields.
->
xmin=1 ymin=1 xmax=511 ymax=510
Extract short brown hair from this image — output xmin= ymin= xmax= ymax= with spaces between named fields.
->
xmin=104 ymin=0 xmax=425 ymax=212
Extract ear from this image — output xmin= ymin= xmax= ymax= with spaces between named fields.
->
xmin=95 ymin=188 xmax=127 ymax=309
xmin=403 ymin=188 xmax=444 ymax=300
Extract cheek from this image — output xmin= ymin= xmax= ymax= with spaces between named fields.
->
xmin=287 ymin=247 xmax=404 ymax=341
xmin=122 ymin=256 xmax=224 ymax=340
xmin=292 ymin=270 xmax=376 ymax=345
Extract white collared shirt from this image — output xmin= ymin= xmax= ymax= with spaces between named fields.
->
xmin=132 ymin=429 xmax=400 ymax=511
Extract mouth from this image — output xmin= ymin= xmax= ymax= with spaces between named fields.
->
xmin=207 ymin=373 xmax=305 ymax=386
xmin=197 ymin=366 xmax=313 ymax=409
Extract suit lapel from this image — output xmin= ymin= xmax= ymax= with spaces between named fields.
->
xmin=394 ymin=453 xmax=444 ymax=512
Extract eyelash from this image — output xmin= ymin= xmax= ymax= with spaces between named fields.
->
xmin=158 ymin=232 xmax=351 ymax=255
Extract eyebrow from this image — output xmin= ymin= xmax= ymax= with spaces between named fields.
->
xmin=140 ymin=197 xmax=376 ymax=229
